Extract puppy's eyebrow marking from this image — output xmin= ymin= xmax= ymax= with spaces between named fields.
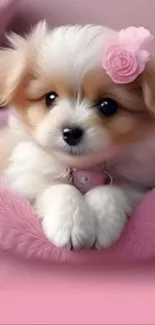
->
xmin=26 ymin=80 xmax=47 ymax=99
xmin=26 ymin=76 xmax=74 ymax=101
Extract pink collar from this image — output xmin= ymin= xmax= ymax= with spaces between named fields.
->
xmin=70 ymin=168 xmax=113 ymax=194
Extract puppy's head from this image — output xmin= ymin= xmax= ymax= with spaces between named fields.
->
xmin=1 ymin=22 xmax=155 ymax=168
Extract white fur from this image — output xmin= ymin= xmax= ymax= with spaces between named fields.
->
xmin=35 ymin=98 xmax=110 ymax=155
xmin=5 ymin=135 xmax=145 ymax=249
xmin=3 ymin=23 xmax=155 ymax=249
xmin=25 ymin=25 xmax=115 ymax=157
xmin=36 ymin=184 xmax=95 ymax=249
xmin=85 ymin=186 xmax=144 ymax=248
xmin=33 ymin=24 xmax=117 ymax=82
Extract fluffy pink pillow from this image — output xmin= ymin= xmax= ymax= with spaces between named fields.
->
xmin=0 ymin=183 xmax=155 ymax=263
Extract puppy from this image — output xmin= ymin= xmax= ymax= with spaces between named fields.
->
xmin=1 ymin=22 xmax=155 ymax=249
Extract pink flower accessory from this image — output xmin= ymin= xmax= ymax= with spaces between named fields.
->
xmin=102 ymin=27 xmax=154 ymax=84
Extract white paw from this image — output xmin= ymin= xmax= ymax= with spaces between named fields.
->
xmin=36 ymin=184 xmax=96 ymax=249
xmin=85 ymin=186 xmax=130 ymax=248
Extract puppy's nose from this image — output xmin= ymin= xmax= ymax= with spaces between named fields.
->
xmin=63 ymin=126 xmax=84 ymax=146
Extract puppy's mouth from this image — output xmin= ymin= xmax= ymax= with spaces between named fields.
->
xmin=55 ymin=144 xmax=120 ymax=170
xmin=55 ymin=126 xmax=103 ymax=157
xmin=57 ymin=144 xmax=91 ymax=156
xmin=54 ymin=138 xmax=123 ymax=170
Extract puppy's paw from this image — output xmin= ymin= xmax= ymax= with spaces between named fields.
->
xmin=85 ymin=186 xmax=130 ymax=248
xmin=36 ymin=184 xmax=96 ymax=249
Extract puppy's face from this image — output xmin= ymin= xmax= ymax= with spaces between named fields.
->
xmin=1 ymin=22 xmax=155 ymax=168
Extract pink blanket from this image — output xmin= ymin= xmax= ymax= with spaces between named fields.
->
xmin=1 ymin=182 xmax=155 ymax=263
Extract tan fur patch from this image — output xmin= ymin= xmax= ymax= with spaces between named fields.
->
xmin=83 ymin=69 xmax=146 ymax=111
xmin=7 ymin=67 xmax=155 ymax=149
xmin=10 ymin=75 xmax=73 ymax=132
xmin=83 ymin=69 xmax=155 ymax=146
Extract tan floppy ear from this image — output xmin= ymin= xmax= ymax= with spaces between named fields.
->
xmin=0 ymin=21 xmax=48 ymax=106
xmin=141 ymin=58 xmax=155 ymax=117
xmin=0 ymin=34 xmax=27 ymax=106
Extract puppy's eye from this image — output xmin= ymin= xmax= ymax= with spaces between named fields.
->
xmin=45 ymin=92 xmax=58 ymax=107
xmin=96 ymin=98 xmax=118 ymax=117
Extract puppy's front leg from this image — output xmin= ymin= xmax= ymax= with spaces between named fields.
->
xmin=36 ymin=184 xmax=96 ymax=249
xmin=85 ymin=185 xmax=145 ymax=248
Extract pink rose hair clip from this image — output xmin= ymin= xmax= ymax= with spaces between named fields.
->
xmin=102 ymin=26 xmax=154 ymax=84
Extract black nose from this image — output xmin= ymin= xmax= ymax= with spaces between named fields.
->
xmin=63 ymin=126 xmax=84 ymax=146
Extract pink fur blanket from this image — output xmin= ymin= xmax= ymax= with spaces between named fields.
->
xmin=1 ymin=178 xmax=155 ymax=262
xmin=1 ymin=110 xmax=155 ymax=263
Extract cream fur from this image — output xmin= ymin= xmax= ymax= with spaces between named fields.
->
xmin=1 ymin=22 xmax=155 ymax=249
xmin=3 ymin=118 xmax=146 ymax=249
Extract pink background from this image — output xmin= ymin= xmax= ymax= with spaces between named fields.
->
xmin=1 ymin=0 xmax=155 ymax=323
xmin=8 ymin=0 xmax=155 ymax=35
xmin=1 ymin=253 xmax=155 ymax=324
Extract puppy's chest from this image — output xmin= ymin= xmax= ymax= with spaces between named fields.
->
xmin=5 ymin=137 xmax=155 ymax=195
xmin=4 ymin=142 xmax=71 ymax=194
xmin=107 ymin=139 xmax=155 ymax=188
xmin=70 ymin=158 xmax=155 ymax=193
xmin=71 ymin=139 xmax=155 ymax=191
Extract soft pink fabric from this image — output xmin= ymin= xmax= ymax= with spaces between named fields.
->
xmin=102 ymin=27 xmax=153 ymax=83
xmin=0 ymin=183 xmax=155 ymax=263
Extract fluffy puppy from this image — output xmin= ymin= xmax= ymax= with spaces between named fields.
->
xmin=1 ymin=22 xmax=155 ymax=249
